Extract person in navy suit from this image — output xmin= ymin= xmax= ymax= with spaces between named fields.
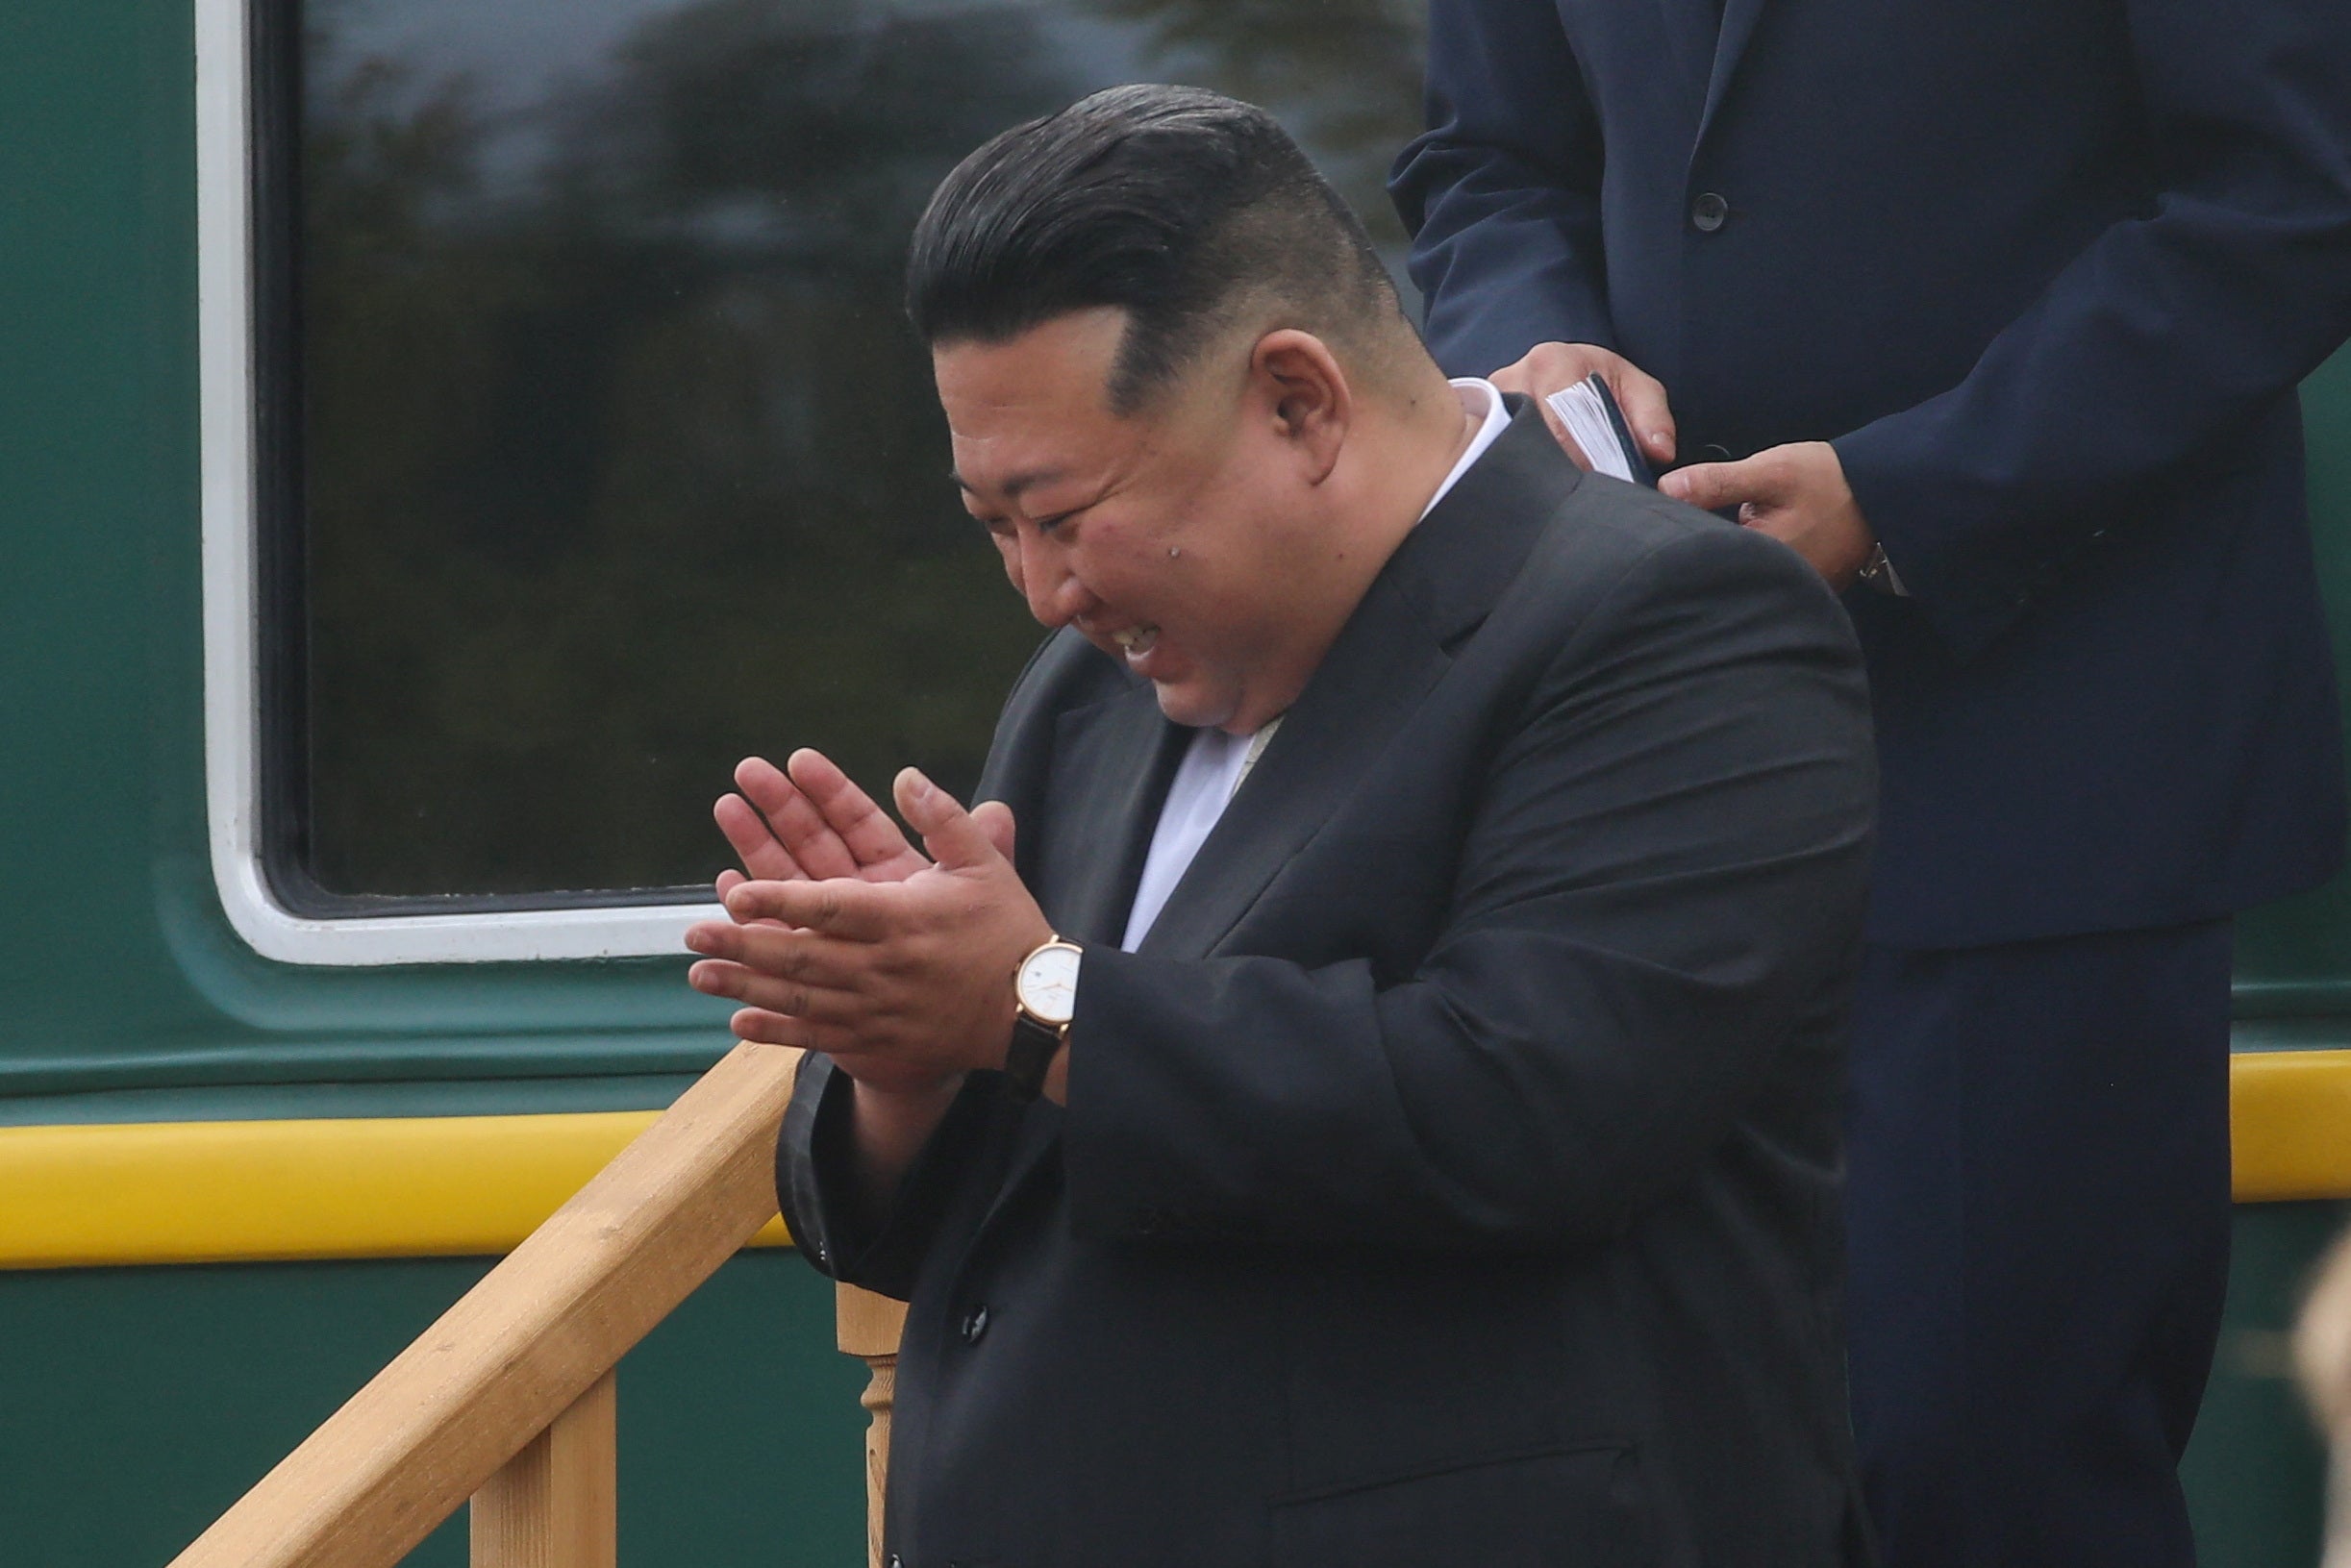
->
xmin=1392 ymin=0 xmax=2351 ymax=1560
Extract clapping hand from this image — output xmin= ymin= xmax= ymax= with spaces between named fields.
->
xmin=712 ymin=750 xmax=939 ymax=902
xmin=688 ymin=762 xmax=1046 ymax=1094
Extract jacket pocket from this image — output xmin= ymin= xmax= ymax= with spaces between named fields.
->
xmin=1269 ymin=1441 xmax=1653 ymax=1568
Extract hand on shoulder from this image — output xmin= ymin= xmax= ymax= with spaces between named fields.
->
xmin=1490 ymin=340 xmax=1678 ymax=470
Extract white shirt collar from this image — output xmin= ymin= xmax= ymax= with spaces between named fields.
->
xmin=1419 ymin=377 xmax=1513 ymax=522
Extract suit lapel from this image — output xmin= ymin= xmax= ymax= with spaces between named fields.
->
xmin=1655 ymin=0 xmax=1728 ymax=112
xmin=976 ymin=680 xmax=1183 ymax=1237
xmin=1033 ymin=684 xmax=1188 ymax=947
xmin=981 ymin=582 xmax=1458 ymax=1240
xmin=982 ymin=404 xmax=1575 ymax=1230
xmin=1693 ymin=0 xmax=1770 ymax=152
xmin=1133 ymin=576 xmax=1451 ymax=960
xmin=1138 ymin=401 xmax=1574 ymax=961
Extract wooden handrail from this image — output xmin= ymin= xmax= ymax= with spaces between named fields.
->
xmin=166 ymin=1041 xmax=804 ymax=1568
xmin=149 ymin=1033 xmax=2351 ymax=1567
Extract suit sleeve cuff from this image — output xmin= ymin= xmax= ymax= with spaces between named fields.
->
xmin=1834 ymin=421 xmax=2036 ymax=660
xmin=776 ymin=1054 xmax=1000 ymax=1299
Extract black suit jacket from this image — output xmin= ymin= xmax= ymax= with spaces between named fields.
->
xmin=781 ymin=408 xmax=1879 ymax=1567
xmin=1391 ymin=0 xmax=2351 ymax=947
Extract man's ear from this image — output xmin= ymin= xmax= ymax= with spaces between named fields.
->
xmin=1249 ymin=329 xmax=1351 ymax=484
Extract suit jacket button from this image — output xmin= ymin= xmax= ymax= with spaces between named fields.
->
xmin=960 ymin=1305 xmax=990 ymax=1344
xmin=1690 ymin=191 xmax=1730 ymax=232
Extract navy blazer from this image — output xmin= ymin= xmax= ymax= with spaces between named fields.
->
xmin=1392 ymin=0 xmax=2351 ymax=946
xmin=782 ymin=411 xmax=1879 ymax=1566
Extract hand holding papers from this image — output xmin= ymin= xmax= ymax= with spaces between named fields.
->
xmin=1544 ymin=373 xmax=1658 ymax=486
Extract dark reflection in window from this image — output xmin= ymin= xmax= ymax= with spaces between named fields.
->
xmin=277 ymin=0 xmax=1425 ymax=904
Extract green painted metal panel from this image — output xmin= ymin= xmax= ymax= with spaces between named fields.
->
xmin=0 ymin=0 xmax=738 ymax=1112
xmin=2183 ymin=1201 xmax=2349 ymax=1567
xmin=0 ymin=0 xmax=207 ymax=1053
xmin=0 ymin=1251 xmax=866 ymax=1565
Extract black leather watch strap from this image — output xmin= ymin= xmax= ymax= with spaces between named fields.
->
xmin=1003 ymin=1014 xmax=1066 ymax=1104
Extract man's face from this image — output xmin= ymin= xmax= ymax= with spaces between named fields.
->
xmin=939 ymin=308 xmax=1313 ymax=733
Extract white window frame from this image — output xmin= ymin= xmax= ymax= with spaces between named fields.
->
xmin=196 ymin=0 xmax=721 ymax=965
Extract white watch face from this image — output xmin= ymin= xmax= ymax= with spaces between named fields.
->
xmin=1016 ymin=942 xmax=1082 ymax=1027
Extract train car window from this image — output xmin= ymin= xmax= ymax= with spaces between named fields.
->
xmin=237 ymin=0 xmax=1425 ymax=929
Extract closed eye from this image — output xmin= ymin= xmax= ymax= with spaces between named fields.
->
xmin=1032 ymin=486 xmax=1111 ymax=535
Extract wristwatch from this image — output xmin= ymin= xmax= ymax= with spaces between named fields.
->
xmin=1857 ymin=541 xmax=1910 ymax=596
xmin=1006 ymin=935 xmax=1083 ymax=1103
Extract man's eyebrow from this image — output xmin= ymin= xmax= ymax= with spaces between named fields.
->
xmin=951 ymin=466 xmax=1066 ymax=501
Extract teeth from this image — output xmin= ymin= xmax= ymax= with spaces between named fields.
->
xmin=1113 ymin=625 xmax=1159 ymax=656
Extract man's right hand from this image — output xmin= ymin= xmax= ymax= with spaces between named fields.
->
xmin=706 ymin=750 xmax=1018 ymax=1216
xmin=709 ymin=749 xmax=1014 ymax=1090
xmin=1490 ymin=342 xmax=1678 ymax=471
xmin=715 ymin=748 xmax=1013 ymax=902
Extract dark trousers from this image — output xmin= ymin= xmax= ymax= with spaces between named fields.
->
xmin=1844 ymin=920 xmax=2236 ymax=1567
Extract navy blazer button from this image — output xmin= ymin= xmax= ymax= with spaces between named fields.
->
xmin=960 ymin=1305 xmax=990 ymax=1344
xmin=1690 ymin=191 xmax=1730 ymax=232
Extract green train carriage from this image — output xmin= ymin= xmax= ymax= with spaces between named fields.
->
xmin=3 ymin=0 xmax=2348 ymax=1560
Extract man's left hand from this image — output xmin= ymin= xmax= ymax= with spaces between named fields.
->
xmin=685 ymin=768 xmax=1055 ymax=1083
xmin=1660 ymin=441 xmax=1876 ymax=591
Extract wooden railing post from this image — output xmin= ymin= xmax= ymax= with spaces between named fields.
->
xmin=837 ymin=1283 xmax=911 ymax=1568
xmin=469 ymin=1370 xmax=617 ymax=1568
xmin=2300 ymin=1230 xmax=2351 ymax=1568
xmin=165 ymin=1042 xmax=801 ymax=1568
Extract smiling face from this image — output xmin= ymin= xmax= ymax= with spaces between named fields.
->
xmin=940 ymin=308 xmax=1345 ymax=733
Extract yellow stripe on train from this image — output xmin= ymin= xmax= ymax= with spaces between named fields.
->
xmin=0 ymin=1109 xmax=791 ymax=1269
xmin=0 ymin=1051 xmax=2343 ymax=1269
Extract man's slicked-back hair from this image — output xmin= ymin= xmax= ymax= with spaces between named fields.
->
xmin=908 ymin=85 xmax=1410 ymax=414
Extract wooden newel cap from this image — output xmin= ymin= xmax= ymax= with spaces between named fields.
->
xmin=837 ymin=1282 xmax=911 ymax=1358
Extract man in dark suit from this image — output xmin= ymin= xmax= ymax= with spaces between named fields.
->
xmin=1389 ymin=3 xmax=2351 ymax=1561
xmin=687 ymin=85 xmax=1877 ymax=1565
